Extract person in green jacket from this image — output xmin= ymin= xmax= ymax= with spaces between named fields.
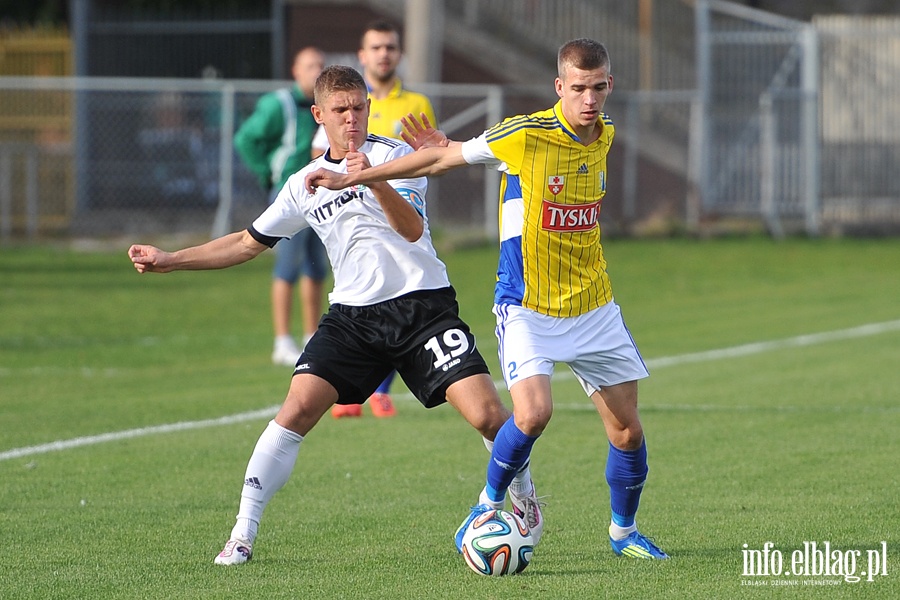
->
xmin=235 ymin=46 xmax=329 ymax=366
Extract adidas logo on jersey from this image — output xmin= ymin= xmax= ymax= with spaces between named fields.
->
xmin=577 ymin=163 xmax=589 ymax=175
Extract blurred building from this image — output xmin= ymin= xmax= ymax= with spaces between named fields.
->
xmin=3 ymin=0 xmax=900 ymax=240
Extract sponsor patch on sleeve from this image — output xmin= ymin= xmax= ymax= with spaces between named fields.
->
xmin=396 ymin=187 xmax=425 ymax=217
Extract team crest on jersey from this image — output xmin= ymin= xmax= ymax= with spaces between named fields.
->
xmin=548 ymin=175 xmax=565 ymax=196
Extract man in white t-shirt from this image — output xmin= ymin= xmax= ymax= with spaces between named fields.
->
xmin=127 ymin=65 xmax=541 ymax=566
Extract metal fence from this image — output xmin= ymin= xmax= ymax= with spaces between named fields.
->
xmin=0 ymin=76 xmax=525 ymax=242
xmin=815 ymin=15 xmax=900 ymax=233
xmin=696 ymin=0 xmax=819 ymax=236
xmin=694 ymin=1 xmax=900 ymax=235
xmin=0 ymin=75 xmax=701 ymax=242
xmin=3 ymin=0 xmax=900 ymax=242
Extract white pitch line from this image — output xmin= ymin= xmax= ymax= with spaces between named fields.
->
xmin=2 ymin=319 xmax=899 ymax=462
xmin=0 ymin=406 xmax=279 ymax=462
xmin=643 ymin=319 xmax=900 ymax=369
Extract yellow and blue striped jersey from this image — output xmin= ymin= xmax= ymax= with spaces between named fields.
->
xmin=367 ymin=78 xmax=437 ymax=138
xmin=463 ymin=101 xmax=614 ymax=317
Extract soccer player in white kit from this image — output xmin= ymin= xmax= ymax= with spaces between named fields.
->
xmin=127 ymin=65 xmax=539 ymax=566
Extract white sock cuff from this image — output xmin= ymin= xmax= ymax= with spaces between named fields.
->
xmin=609 ymin=521 xmax=638 ymax=541
xmin=231 ymin=517 xmax=259 ymax=543
xmin=479 ymin=487 xmax=504 ymax=510
xmin=510 ymin=465 xmax=532 ymax=494
xmin=261 ymin=420 xmax=304 ymax=450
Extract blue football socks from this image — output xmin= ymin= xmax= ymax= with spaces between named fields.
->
xmin=485 ymin=417 xmax=538 ymax=503
xmin=606 ymin=439 xmax=648 ymax=528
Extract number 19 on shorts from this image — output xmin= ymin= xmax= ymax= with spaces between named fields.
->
xmin=424 ymin=329 xmax=469 ymax=371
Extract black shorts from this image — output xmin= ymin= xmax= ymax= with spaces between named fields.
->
xmin=296 ymin=287 xmax=490 ymax=408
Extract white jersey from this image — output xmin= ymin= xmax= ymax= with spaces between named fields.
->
xmin=251 ymin=134 xmax=450 ymax=306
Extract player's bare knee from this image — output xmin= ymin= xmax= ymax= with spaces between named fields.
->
xmin=471 ymin=407 xmax=508 ymax=439
xmin=609 ymin=425 xmax=644 ymax=451
xmin=275 ymin=394 xmax=325 ymax=434
xmin=514 ymin=409 xmax=551 ymax=437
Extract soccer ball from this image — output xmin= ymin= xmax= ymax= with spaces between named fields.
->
xmin=460 ymin=509 xmax=533 ymax=576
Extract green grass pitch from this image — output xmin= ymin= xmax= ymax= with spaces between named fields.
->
xmin=1 ymin=236 xmax=898 ymax=599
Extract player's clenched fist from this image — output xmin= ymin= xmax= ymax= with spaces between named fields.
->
xmin=344 ymin=139 xmax=371 ymax=174
xmin=128 ymin=244 xmax=173 ymax=273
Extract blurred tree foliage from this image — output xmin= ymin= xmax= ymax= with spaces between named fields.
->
xmin=0 ymin=0 xmax=68 ymax=26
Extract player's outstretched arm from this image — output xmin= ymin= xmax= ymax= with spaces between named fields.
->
xmin=128 ymin=230 xmax=268 ymax=274
xmin=305 ymin=143 xmax=467 ymax=194
xmin=342 ymin=139 xmax=424 ymax=243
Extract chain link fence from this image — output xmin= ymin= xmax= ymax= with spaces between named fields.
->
xmin=3 ymin=1 xmax=900 ymax=242
xmin=816 ymin=15 xmax=900 ymax=234
xmin=0 ymin=75 xmax=704 ymax=242
xmin=0 ymin=77 xmax=535 ymax=242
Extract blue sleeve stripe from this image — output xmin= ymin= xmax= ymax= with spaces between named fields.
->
xmin=487 ymin=114 xmax=557 ymax=137
xmin=367 ymin=134 xmax=402 ymax=147
xmin=486 ymin=118 xmax=559 ymax=143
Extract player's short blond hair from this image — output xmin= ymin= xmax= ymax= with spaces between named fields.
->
xmin=558 ymin=38 xmax=611 ymax=78
xmin=314 ymin=65 xmax=366 ymax=105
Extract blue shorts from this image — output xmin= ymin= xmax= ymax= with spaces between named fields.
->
xmin=272 ymin=228 xmax=328 ymax=283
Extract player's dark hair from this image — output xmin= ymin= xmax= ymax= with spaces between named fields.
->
xmin=314 ymin=65 xmax=366 ymax=105
xmin=361 ymin=19 xmax=401 ymax=47
xmin=558 ymin=38 xmax=610 ymax=77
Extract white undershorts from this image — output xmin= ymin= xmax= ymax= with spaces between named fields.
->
xmin=493 ymin=300 xmax=649 ymax=396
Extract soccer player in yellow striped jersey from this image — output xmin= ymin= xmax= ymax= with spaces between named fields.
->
xmin=487 ymin=103 xmax=614 ymax=317
xmin=305 ymin=39 xmax=669 ymax=560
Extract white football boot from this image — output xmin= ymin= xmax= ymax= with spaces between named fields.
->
xmin=508 ymin=484 xmax=546 ymax=546
xmin=214 ymin=537 xmax=253 ymax=565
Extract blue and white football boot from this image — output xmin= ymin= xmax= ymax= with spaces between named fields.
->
xmin=609 ymin=530 xmax=669 ymax=559
xmin=454 ymin=504 xmax=494 ymax=553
